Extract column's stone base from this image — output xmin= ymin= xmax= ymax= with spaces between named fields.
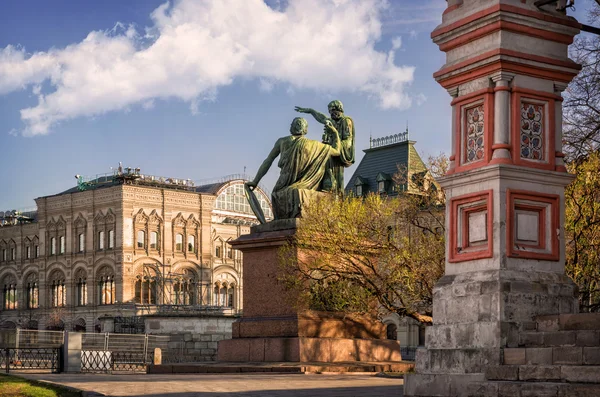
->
xmin=217 ymin=336 xmax=401 ymax=362
xmin=404 ymin=373 xmax=486 ymax=397
xmin=404 ymin=270 xmax=579 ymax=396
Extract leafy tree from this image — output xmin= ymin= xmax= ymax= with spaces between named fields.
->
xmin=279 ymin=155 xmax=447 ymax=324
xmin=565 ymin=152 xmax=600 ymax=312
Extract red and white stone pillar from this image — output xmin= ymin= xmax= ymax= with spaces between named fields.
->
xmin=404 ymin=1 xmax=581 ymax=395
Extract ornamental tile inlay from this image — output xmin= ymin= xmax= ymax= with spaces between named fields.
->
xmin=465 ymin=105 xmax=485 ymax=163
xmin=520 ymin=102 xmax=544 ymax=161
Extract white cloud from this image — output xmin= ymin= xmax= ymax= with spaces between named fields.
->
xmin=0 ymin=0 xmax=416 ymax=136
xmin=391 ymin=36 xmax=402 ymax=50
xmin=8 ymin=128 xmax=18 ymax=136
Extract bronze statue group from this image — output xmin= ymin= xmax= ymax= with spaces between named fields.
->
xmin=245 ymin=100 xmax=355 ymax=221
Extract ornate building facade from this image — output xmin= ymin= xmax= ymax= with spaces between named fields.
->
xmin=0 ymin=170 xmax=272 ymax=332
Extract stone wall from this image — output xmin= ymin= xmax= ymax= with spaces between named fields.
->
xmin=145 ymin=316 xmax=236 ymax=362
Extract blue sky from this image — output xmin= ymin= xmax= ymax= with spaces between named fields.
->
xmin=0 ymin=0 xmax=592 ymax=210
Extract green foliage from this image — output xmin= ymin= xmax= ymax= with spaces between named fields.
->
xmin=566 ymin=152 xmax=600 ymax=312
xmin=279 ymin=161 xmax=446 ymax=324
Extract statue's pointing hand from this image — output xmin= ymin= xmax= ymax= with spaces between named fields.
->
xmin=294 ymin=106 xmax=311 ymax=114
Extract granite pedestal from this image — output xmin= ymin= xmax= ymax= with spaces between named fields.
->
xmin=218 ymin=219 xmax=402 ymax=363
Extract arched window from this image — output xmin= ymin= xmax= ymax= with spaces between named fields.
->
xmin=25 ymin=273 xmax=39 ymax=309
xmin=137 ymin=230 xmax=145 ymax=249
xmin=228 ymin=285 xmax=235 ymax=308
xmin=134 ymin=267 xmax=158 ymax=305
xmin=59 ymin=236 xmax=66 ymax=254
xmin=75 ymin=270 xmax=87 ymax=306
xmin=98 ymin=267 xmax=115 ymax=305
xmin=187 ymin=235 xmax=195 ymax=253
xmin=150 ymin=231 xmax=158 ymax=249
xmin=73 ymin=318 xmax=86 ymax=332
xmin=386 ymin=323 xmax=398 ymax=340
xmin=215 ymin=246 xmax=221 ymax=258
xmin=171 ymin=269 xmax=196 ymax=305
xmin=49 ymin=271 xmax=66 ymax=307
xmin=2 ymin=275 xmax=17 ymax=310
xmin=78 ymin=233 xmax=85 ymax=253
xmin=50 ymin=237 xmax=56 ymax=255
xmin=98 ymin=231 xmax=105 ymax=250
xmin=108 ymin=230 xmax=115 ymax=249
xmin=175 ymin=234 xmax=183 ymax=252
xmin=215 ymin=182 xmax=273 ymax=220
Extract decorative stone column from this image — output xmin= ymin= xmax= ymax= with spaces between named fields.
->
xmin=490 ymin=72 xmax=514 ymax=164
xmin=404 ymin=1 xmax=581 ymax=395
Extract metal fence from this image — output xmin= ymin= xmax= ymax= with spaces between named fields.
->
xmin=1 ymin=348 xmax=60 ymax=373
xmin=400 ymin=346 xmax=417 ymax=361
xmin=0 ymin=330 xmax=169 ymax=373
xmin=0 ymin=329 xmax=65 ymax=348
xmin=80 ymin=333 xmax=169 ymax=372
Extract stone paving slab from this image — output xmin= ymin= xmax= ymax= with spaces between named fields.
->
xmin=17 ymin=373 xmax=404 ymax=397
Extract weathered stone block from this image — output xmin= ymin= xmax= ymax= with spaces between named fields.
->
xmin=481 ymin=280 xmax=499 ymax=295
xmin=561 ymin=366 xmax=600 ymax=383
xmin=200 ymin=335 xmax=212 ymax=342
xmin=558 ymin=384 xmax=600 ymax=397
xmin=183 ymin=334 xmax=192 ymax=342
xmin=553 ymin=346 xmax=582 ymax=365
xmin=576 ymin=331 xmax=600 ymax=347
xmin=545 ymin=331 xmax=576 ymax=346
xmin=521 ymin=383 xmax=561 ymax=397
xmin=503 ymin=348 xmax=525 ymax=365
xmin=519 ymin=332 xmax=543 ymax=347
xmin=465 ymin=381 xmax=498 ymax=397
xmin=537 ymin=315 xmax=559 ymax=332
xmin=485 ymin=365 xmax=518 ymax=380
xmin=519 ymin=365 xmax=561 ymax=381
xmin=525 ymin=348 xmax=552 ymax=365
xmin=498 ymin=382 xmax=521 ymax=397
xmin=478 ymin=295 xmax=492 ymax=322
xmin=207 ymin=342 xmax=218 ymax=349
xmin=583 ymin=347 xmax=600 ymax=365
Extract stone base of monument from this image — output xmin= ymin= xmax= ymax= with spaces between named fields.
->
xmin=402 ymin=270 xmax=600 ymax=396
xmin=213 ymin=220 xmax=406 ymax=369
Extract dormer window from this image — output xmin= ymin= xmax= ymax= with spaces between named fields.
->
xmin=375 ymin=172 xmax=391 ymax=194
xmin=353 ymin=176 xmax=367 ymax=197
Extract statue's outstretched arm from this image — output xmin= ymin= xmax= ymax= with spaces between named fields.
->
xmin=294 ymin=106 xmax=329 ymax=125
xmin=247 ymin=140 xmax=282 ymax=190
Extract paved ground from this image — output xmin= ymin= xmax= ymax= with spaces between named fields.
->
xmin=19 ymin=373 xmax=405 ymax=397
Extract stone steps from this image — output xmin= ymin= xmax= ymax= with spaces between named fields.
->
xmin=467 ymin=380 xmax=600 ymax=397
xmin=503 ymin=346 xmax=600 ymax=365
xmin=519 ymin=329 xmax=600 ymax=347
xmin=537 ymin=313 xmax=600 ymax=332
xmin=486 ymin=365 xmax=600 ymax=383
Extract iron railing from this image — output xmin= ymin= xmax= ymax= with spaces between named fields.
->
xmin=1 ymin=348 xmax=60 ymax=373
xmin=400 ymin=346 xmax=417 ymax=361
